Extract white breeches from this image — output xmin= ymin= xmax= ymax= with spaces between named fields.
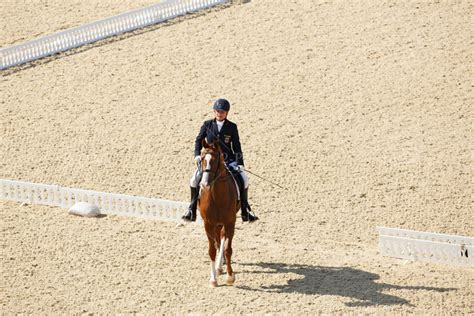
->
xmin=190 ymin=165 xmax=249 ymax=189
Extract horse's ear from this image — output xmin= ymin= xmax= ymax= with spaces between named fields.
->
xmin=202 ymin=138 xmax=209 ymax=149
xmin=214 ymin=140 xmax=221 ymax=150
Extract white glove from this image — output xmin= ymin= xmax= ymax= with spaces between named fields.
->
xmin=238 ymin=165 xmax=245 ymax=172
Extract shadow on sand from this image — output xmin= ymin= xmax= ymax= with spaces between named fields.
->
xmin=236 ymin=262 xmax=455 ymax=307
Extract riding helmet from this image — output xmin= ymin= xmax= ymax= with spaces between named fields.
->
xmin=213 ymin=98 xmax=230 ymax=112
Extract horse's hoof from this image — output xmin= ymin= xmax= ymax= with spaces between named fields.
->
xmin=217 ymin=268 xmax=224 ymax=276
xmin=226 ymin=274 xmax=235 ymax=285
xmin=209 ymin=280 xmax=218 ymax=288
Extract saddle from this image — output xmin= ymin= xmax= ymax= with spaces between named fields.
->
xmin=229 ymin=168 xmax=244 ymax=201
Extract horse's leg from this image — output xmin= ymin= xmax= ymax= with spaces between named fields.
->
xmin=224 ymin=223 xmax=235 ymax=285
xmin=215 ymin=227 xmax=225 ymax=275
xmin=205 ymin=223 xmax=218 ymax=287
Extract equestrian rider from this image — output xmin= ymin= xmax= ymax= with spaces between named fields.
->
xmin=182 ymin=98 xmax=259 ymax=222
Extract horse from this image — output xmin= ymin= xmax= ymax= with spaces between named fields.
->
xmin=198 ymin=138 xmax=239 ymax=287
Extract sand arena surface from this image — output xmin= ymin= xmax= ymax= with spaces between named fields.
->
xmin=1 ymin=0 xmax=473 ymax=313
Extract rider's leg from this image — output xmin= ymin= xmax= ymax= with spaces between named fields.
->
xmin=182 ymin=187 xmax=199 ymax=222
xmin=238 ymin=170 xmax=258 ymax=222
xmin=182 ymin=169 xmax=200 ymax=222
xmin=240 ymin=187 xmax=258 ymax=222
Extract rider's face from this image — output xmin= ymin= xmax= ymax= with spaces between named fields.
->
xmin=214 ymin=109 xmax=228 ymax=121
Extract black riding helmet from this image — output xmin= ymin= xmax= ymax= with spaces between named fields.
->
xmin=213 ymin=98 xmax=230 ymax=112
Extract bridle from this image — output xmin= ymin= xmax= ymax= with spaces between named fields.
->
xmin=201 ymin=149 xmax=229 ymax=188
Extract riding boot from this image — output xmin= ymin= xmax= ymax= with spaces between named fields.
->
xmin=182 ymin=187 xmax=199 ymax=222
xmin=241 ymin=188 xmax=258 ymax=222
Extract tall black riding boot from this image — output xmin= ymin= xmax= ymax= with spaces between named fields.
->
xmin=182 ymin=187 xmax=199 ymax=222
xmin=241 ymin=188 xmax=258 ymax=222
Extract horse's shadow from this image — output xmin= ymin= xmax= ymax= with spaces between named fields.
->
xmin=236 ymin=262 xmax=455 ymax=307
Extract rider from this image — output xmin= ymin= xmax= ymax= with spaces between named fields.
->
xmin=182 ymin=98 xmax=259 ymax=223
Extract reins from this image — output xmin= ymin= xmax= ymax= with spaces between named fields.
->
xmin=202 ymin=122 xmax=287 ymax=190
xmin=205 ymin=129 xmax=287 ymax=190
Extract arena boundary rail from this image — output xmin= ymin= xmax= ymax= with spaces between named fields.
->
xmin=0 ymin=179 xmax=201 ymax=223
xmin=377 ymin=226 xmax=473 ymax=267
xmin=0 ymin=0 xmax=228 ymax=70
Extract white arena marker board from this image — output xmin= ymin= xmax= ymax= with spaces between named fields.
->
xmin=0 ymin=0 xmax=229 ymax=70
xmin=0 ymin=179 xmax=202 ymax=223
xmin=377 ymin=226 xmax=473 ymax=267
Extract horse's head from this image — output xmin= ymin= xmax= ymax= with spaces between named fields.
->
xmin=200 ymin=138 xmax=223 ymax=190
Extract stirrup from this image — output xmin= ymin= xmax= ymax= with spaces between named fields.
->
xmin=242 ymin=213 xmax=258 ymax=222
xmin=242 ymin=207 xmax=258 ymax=222
xmin=182 ymin=209 xmax=196 ymax=222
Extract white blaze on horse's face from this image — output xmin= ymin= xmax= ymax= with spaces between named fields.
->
xmin=200 ymin=153 xmax=212 ymax=189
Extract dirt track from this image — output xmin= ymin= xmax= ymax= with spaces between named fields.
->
xmin=1 ymin=0 xmax=473 ymax=313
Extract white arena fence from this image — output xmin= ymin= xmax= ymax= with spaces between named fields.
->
xmin=0 ymin=179 xmax=201 ymax=223
xmin=0 ymin=0 xmax=228 ymax=70
xmin=377 ymin=226 xmax=473 ymax=267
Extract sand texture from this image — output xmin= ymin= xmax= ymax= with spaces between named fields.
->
xmin=1 ymin=0 xmax=473 ymax=314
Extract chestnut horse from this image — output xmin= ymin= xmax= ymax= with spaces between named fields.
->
xmin=198 ymin=139 xmax=239 ymax=287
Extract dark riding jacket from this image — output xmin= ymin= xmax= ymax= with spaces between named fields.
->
xmin=194 ymin=118 xmax=244 ymax=166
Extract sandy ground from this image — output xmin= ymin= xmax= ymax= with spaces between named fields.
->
xmin=1 ymin=201 xmax=472 ymax=314
xmin=1 ymin=0 xmax=473 ymax=314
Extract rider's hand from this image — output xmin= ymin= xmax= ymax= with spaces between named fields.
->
xmin=194 ymin=156 xmax=201 ymax=166
xmin=238 ymin=165 xmax=245 ymax=172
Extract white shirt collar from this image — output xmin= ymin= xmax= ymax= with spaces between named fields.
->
xmin=216 ymin=119 xmax=225 ymax=132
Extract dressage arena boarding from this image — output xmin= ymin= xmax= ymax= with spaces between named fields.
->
xmin=1 ymin=0 xmax=473 ymax=314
